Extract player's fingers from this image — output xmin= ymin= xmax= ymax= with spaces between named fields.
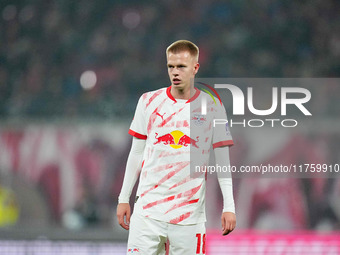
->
xmin=126 ymin=208 xmax=131 ymax=225
xmin=121 ymin=217 xmax=129 ymax=230
xmin=222 ymin=222 xmax=231 ymax=235
xmin=223 ymin=230 xmax=231 ymax=236
xmin=222 ymin=228 xmax=231 ymax=235
xmin=117 ymin=214 xmax=126 ymax=229
xmin=222 ymin=215 xmax=236 ymax=235
xmin=226 ymin=221 xmax=235 ymax=235
xmin=222 ymin=212 xmax=236 ymax=235
xmin=123 ymin=219 xmax=130 ymax=230
xmin=221 ymin=216 xmax=226 ymax=232
xmin=117 ymin=214 xmax=124 ymax=228
xmin=229 ymin=217 xmax=236 ymax=231
xmin=222 ymin=217 xmax=230 ymax=235
xmin=117 ymin=209 xmax=129 ymax=230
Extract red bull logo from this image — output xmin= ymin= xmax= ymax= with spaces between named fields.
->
xmin=128 ymin=248 xmax=140 ymax=253
xmin=154 ymin=130 xmax=199 ymax=149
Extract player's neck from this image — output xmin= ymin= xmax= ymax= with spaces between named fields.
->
xmin=170 ymin=85 xmax=195 ymax=100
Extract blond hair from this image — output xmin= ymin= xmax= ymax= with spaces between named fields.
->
xmin=166 ymin=40 xmax=199 ymax=61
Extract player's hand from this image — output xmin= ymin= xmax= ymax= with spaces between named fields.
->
xmin=117 ymin=203 xmax=131 ymax=230
xmin=221 ymin=212 xmax=236 ymax=236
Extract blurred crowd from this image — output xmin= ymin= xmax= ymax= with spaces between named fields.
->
xmin=1 ymin=0 xmax=340 ymax=119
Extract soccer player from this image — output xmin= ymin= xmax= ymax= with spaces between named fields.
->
xmin=117 ymin=40 xmax=236 ymax=254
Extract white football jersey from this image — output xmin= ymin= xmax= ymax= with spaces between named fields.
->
xmin=129 ymin=86 xmax=233 ymax=225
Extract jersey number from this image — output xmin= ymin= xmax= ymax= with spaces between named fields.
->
xmin=196 ymin=233 xmax=206 ymax=254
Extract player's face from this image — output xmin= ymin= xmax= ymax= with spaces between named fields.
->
xmin=167 ymin=51 xmax=199 ymax=90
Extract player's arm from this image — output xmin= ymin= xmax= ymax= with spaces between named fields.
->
xmin=215 ymin=146 xmax=236 ymax=236
xmin=117 ymin=137 xmax=145 ymax=230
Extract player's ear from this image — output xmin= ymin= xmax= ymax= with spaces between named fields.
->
xmin=193 ymin=62 xmax=200 ymax=75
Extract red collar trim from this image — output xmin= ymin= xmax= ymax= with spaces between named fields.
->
xmin=166 ymin=86 xmax=177 ymax=102
xmin=166 ymin=86 xmax=201 ymax=103
xmin=186 ymin=88 xmax=200 ymax=103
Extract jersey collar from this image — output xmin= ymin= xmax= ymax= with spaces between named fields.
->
xmin=166 ymin=86 xmax=200 ymax=103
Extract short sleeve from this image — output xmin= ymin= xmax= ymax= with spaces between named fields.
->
xmin=128 ymin=95 xmax=147 ymax=140
xmin=212 ymin=103 xmax=233 ymax=149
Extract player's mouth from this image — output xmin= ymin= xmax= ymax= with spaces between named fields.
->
xmin=173 ymin=78 xmax=181 ymax=85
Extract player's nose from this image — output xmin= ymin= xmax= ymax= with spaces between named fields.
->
xmin=172 ymin=68 xmax=180 ymax=75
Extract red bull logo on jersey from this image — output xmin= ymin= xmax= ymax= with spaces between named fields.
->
xmin=192 ymin=113 xmax=207 ymax=126
xmin=128 ymin=248 xmax=140 ymax=253
xmin=154 ymin=130 xmax=199 ymax=149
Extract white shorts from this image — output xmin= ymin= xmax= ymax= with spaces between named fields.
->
xmin=127 ymin=212 xmax=206 ymax=255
